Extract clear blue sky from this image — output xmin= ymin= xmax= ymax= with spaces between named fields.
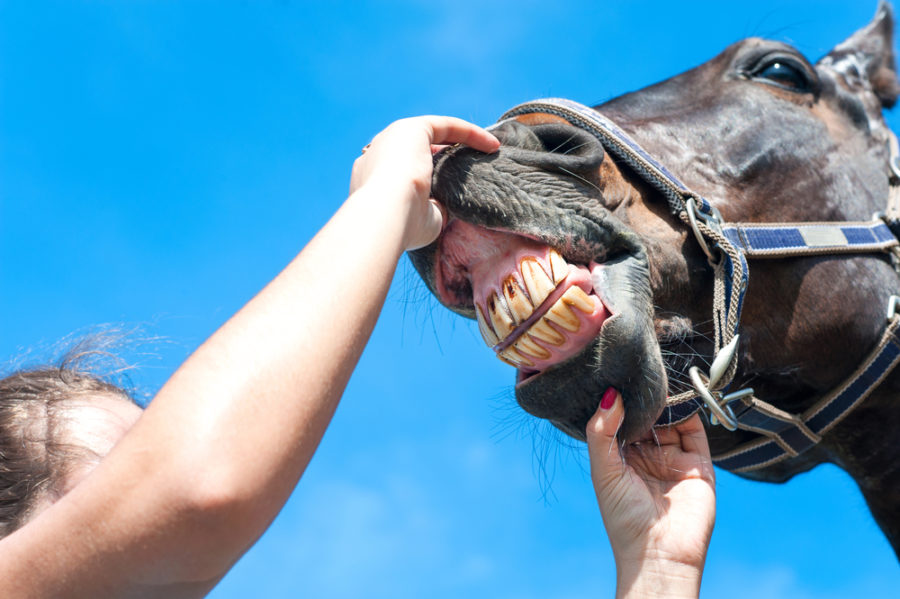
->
xmin=1 ymin=1 xmax=898 ymax=596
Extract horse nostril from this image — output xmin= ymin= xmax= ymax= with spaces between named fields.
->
xmin=492 ymin=121 xmax=605 ymax=175
xmin=533 ymin=124 xmax=601 ymax=158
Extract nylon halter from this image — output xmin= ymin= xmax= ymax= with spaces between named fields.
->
xmin=498 ymin=97 xmax=900 ymax=473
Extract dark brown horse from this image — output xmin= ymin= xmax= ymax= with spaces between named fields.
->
xmin=411 ymin=2 xmax=900 ymax=554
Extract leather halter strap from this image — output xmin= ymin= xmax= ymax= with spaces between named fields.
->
xmin=499 ymin=97 xmax=900 ymax=473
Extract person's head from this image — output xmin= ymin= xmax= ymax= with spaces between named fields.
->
xmin=0 ymin=352 xmax=143 ymax=538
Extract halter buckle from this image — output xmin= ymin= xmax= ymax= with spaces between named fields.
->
xmin=689 ymin=366 xmax=741 ymax=430
xmin=888 ymin=132 xmax=900 ymax=182
xmin=887 ymin=295 xmax=900 ymax=321
xmin=688 ymin=335 xmax=745 ymax=431
xmin=890 ymin=155 xmax=900 ymax=182
xmin=686 ymin=197 xmax=724 ymax=264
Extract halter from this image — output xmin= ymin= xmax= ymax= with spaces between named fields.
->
xmin=498 ymin=98 xmax=900 ymax=473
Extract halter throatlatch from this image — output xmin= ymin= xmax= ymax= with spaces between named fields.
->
xmin=499 ymin=97 xmax=900 ymax=472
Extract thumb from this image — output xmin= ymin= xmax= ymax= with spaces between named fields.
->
xmin=586 ymin=388 xmax=628 ymax=493
xmin=406 ymin=199 xmax=445 ymax=251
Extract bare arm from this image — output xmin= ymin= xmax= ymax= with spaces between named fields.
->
xmin=586 ymin=389 xmax=716 ymax=599
xmin=0 ymin=117 xmax=499 ymax=598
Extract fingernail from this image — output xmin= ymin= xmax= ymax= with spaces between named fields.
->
xmin=600 ymin=387 xmax=617 ymax=410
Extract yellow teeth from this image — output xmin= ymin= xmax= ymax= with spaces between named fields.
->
xmin=546 ymin=299 xmax=581 ymax=332
xmin=475 ymin=250 xmax=594 ymax=363
xmin=515 ymin=334 xmax=552 ymax=360
xmin=487 ymin=294 xmax=515 ymax=340
xmin=502 ymin=277 xmax=533 ymax=324
xmin=476 ymin=305 xmax=500 ymax=346
xmin=549 ymin=249 xmax=568 ymax=284
xmin=498 ymin=346 xmax=534 ymax=368
xmin=562 ymin=285 xmax=595 ymax=314
xmin=521 ymin=258 xmax=555 ymax=307
xmin=528 ymin=318 xmax=566 ymax=346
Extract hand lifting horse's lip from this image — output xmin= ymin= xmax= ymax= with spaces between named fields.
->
xmin=435 ymin=218 xmax=611 ymax=378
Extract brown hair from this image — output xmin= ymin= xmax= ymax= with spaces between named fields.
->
xmin=0 ymin=338 xmax=140 ymax=538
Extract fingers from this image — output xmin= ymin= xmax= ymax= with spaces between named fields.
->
xmin=422 ymin=116 xmax=500 ymax=154
xmin=586 ymin=388 xmax=627 ymax=488
xmin=675 ymin=414 xmax=712 ymax=459
xmin=365 ymin=116 xmax=499 ymax=156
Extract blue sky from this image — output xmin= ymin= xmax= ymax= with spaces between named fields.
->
xmin=1 ymin=1 xmax=898 ymax=596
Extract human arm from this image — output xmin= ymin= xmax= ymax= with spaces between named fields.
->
xmin=0 ymin=117 xmax=499 ymax=597
xmin=586 ymin=389 xmax=716 ymax=599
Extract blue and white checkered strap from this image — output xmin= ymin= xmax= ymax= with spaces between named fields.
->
xmin=722 ymin=221 xmax=899 ymax=257
xmin=713 ymin=314 xmax=900 ymax=472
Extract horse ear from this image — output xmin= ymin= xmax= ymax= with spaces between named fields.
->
xmin=819 ymin=0 xmax=900 ymax=108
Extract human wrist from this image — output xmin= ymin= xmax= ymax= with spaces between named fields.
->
xmin=343 ymin=185 xmax=411 ymax=257
xmin=615 ymin=554 xmax=704 ymax=599
xmin=350 ymin=177 xmax=440 ymax=251
xmin=351 ymin=171 xmax=421 ymax=211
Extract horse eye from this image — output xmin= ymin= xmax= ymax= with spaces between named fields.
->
xmin=753 ymin=60 xmax=812 ymax=92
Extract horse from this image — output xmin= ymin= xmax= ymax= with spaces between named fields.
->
xmin=409 ymin=2 xmax=900 ymax=555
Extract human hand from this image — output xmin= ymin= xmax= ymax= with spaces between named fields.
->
xmin=586 ymin=389 xmax=716 ymax=599
xmin=349 ymin=116 xmax=499 ymax=250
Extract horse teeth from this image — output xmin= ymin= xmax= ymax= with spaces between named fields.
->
xmin=498 ymin=346 xmax=534 ymax=368
xmin=549 ymin=249 xmax=569 ymax=284
xmin=476 ymin=304 xmax=500 ymax=346
xmin=515 ymin=334 xmax=551 ymax=360
xmin=487 ymin=292 xmax=515 ymax=340
xmin=562 ymin=286 xmax=595 ymax=314
xmin=520 ymin=258 xmax=556 ymax=306
xmin=528 ymin=318 xmax=566 ymax=346
xmin=503 ymin=276 xmax=533 ymax=324
xmin=545 ymin=297 xmax=580 ymax=332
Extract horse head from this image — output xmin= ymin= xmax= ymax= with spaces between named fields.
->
xmin=410 ymin=3 xmax=900 ymax=552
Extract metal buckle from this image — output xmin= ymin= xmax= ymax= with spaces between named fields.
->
xmin=887 ymin=295 xmax=900 ymax=321
xmin=890 ymin=155 xmax=900 ymax=182
xmin=688 ymin=335 xmax=746 ymax=431
xmin=689 ymin=367 xmax=741 ymax=431
xmin=888 ymin=132 xmax=900 ymax=181
xmin=686 ymin=196 xmax=723 ymax=264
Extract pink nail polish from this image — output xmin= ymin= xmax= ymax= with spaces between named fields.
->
xmin=600 ymin=387 xmax=617 ymax=410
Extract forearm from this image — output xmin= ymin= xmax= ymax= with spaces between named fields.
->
xmin=0 ymin=186 xmax=411 ymax=595
xmin=142 ymin=185 xmax=409 ymax=532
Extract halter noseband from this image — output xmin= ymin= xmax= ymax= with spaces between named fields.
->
xmin=498 ymin=98 xmax=900 ymax=473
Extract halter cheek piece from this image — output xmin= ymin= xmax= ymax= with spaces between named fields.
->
xmin=498 ymin=98 xmax=900 ymax=473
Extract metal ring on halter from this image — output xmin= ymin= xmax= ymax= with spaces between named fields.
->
xmin=887 ymin=295 xmax=900 ymax=321
xmin=887 ymin=131 xmax=900 ymax=180
xmin=686 ymin=197 xmax=718 ymax=263
xmin=689 ymin=366 xmax=739 ymax=431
